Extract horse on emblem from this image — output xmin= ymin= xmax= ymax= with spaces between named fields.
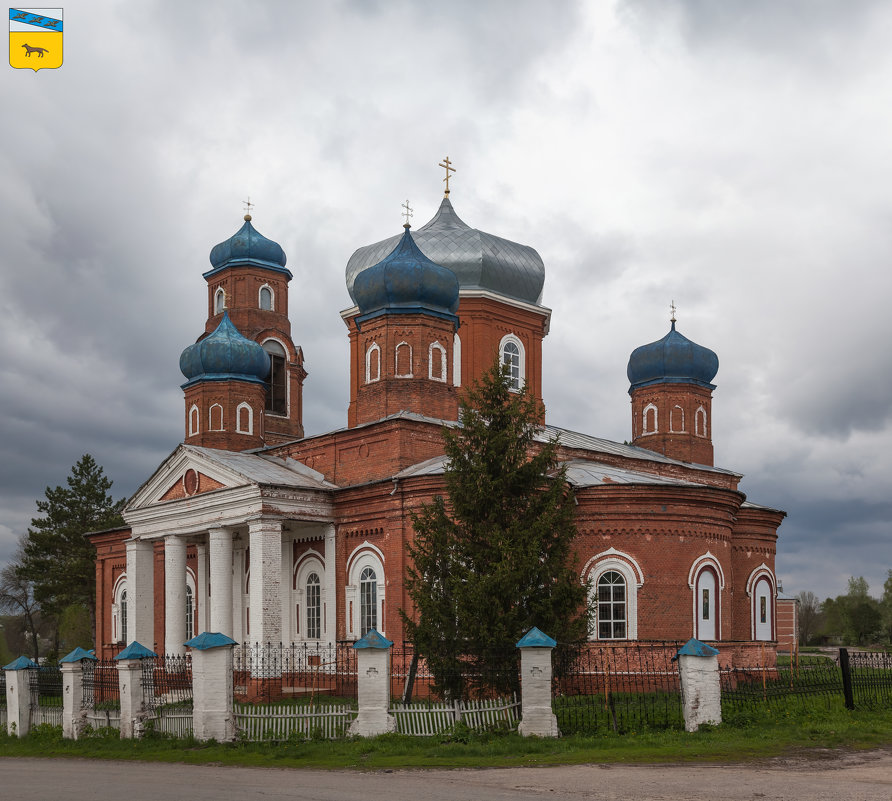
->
xmin=21 ymin=43 xmax=49 ymax=58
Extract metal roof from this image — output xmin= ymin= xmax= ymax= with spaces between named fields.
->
xmin=186 ymin=445 xmax=337 ymax=489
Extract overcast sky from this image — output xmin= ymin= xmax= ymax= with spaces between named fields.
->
xmin=2 ymin=0 xmax=890 ymax=602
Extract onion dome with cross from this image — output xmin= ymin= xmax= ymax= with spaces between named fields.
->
xmin=205 ymin=213 xmax=291 ymax=279
xmin=627 ymin=319 xmax=719 ymax=391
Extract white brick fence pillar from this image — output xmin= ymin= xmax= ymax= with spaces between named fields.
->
xmin=186 ymin=632 xmax=237 ymax=742
xmin=348 ymin=629 xmax=396 ymax=737
xmin=516 ymin=627 xmax=560 ymax=738
xmin=675 ymin=638 xmax=722 ymax=731
xmin=3 ymin=656 xmax=37 ymax=737
xmin=60 ymin=647 xmax=96 ymax=740
xmin=115 ymin=641 xmax=156 ymax=739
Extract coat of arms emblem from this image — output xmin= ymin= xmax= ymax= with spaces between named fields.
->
xmin=9 ymin=8 xmax=62 ymax=71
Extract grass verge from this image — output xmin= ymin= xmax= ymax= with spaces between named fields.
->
xmin=1 ymin=705 xmax=891 ymax=770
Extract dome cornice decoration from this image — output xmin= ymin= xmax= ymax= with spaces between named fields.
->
xmin=627 ymin=321 xmax=719 ymax=392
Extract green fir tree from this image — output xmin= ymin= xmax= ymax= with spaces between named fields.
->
xmin=402 ymin=362 xmax=590 ymax=698
xmin=17 ymin=454 xmax=124 ymax=648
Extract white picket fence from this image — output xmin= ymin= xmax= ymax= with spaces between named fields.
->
xmin=0 ymin=707 xmax=6 ymax=729
xmin=390 ymin=695 xmax=520 ymax=736
xmin=234 ymin=702 xmax=357 ymax=741
xmin=32 ymin=703 xmax=63 ymax=727
xmin=85 ymin=708 xmax=121 ymax=730
xmin=150 ymin=708 xmax=193 ymax=737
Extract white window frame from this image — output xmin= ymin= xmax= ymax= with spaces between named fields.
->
xmin=689 ymin=553 xmax=725 ymax=641
xmin=258 ymin=284 xmax=274 ymax=311
xmin=345 ymin=544 xmax=385 ymax=640
xmin=695 ymin=405 xmax=708 ymax=437
xmin=670 ymin=404 xmax=685 ymax=433
xmin=365 ymin=342 xmax=381 ymax=384
xmin=428 ymin=341 xmax=447 ymax=382
xmin=294 ymin=552 xmax=326 ymax=642
xmin=395 ymin=341 xmax=413 ymax=378
xmin=188 ymin=404 xmax=200 ymax=437
xmin=498 ymin=333 xmax=525 ymax=392
xmin=236 ymin=401 xmax=254 ymax=434
xmin=214 ymin=287 xmax=226 ymax=314
xmin=261 ymin=337 xmax=290 ymax=417
xmin=582 ymin=549 xmax=643 ymax=641
xmin=208 ymin=402 xmax=224 ymax=431
xmin=112 ymin=574 xmax=127 ymax=644
xmin=746 ymin=565 xmax=776 ymax=641
xmin=453 ymin=332 xmax=462 ymax=387
xmin=642 ymin=403 xmax=658 ymax=435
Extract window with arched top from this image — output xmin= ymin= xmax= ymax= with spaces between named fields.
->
xmin=214 ymin=288 xmax=226 ymax=314
xmin=695 ymin=406 xmax=708 ymax=437
xmin=236 ymin=402 xmax=253 ymax=435
xmin=185 ymin=585 xmax=194 ymax=641
xmin=597 ymin=571 xmax=627 ymax=639
xmin=643 ymin=403 xmax=658 ymax=434
xmin=584 ymin=551 xmax=643 ymax=641
xmin=499 ymin=334 xmax=525 ymax=391
xmin=670 ymin=405 xmax=685 ymax=433
xmin=306 ymin=572 xmax=321 ymax=640
xmin=429 ymin=341 xmax=447 ymax=382
xmin=120 ymin=589 xmax=127 ymax=645
xmin=259 ymin=285 xmax=273 ymax=311
xmin=189 ymin=405 xmax=200 ymax=437
xmin=453 ymin=333 xmax=462 ymax=387
xmin=366 ymin=342 xmax=381 ymax=383
xmin=209 ymin=403 xmax=224 ymax=431
xmin=359 ymin=566 xmax=377 ymax=637
xmin=395 ymin=342 xmax=412 ymax=377
xmin=262 ymin=340 xmax=287 ymax=415
xmin=112 ymin=576 xmax=128 ymax=645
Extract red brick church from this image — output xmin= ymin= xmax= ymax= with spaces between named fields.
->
xmin=89 ymin=180 xmax=785 ymax=660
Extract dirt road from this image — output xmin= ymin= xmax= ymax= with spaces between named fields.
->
xmin=2 ymin=748 xmax=891 ymax=800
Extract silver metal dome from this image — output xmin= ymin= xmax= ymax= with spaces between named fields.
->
xmin=345 ymin=198 xmax=545 ymax=306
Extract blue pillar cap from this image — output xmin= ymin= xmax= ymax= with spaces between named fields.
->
xmin=60 ymin=647 xmax=98 ymax=664
xmin=185 ymin=632 xmax=238 ymax=650
xmin=3 ymin=655 xmax=38 ymax=671
xmin=673 ymin=637 xmax=720 ymax=660
xmin=353 ymin=629 xmax=393 ymax=649
xmin=114 ymin=641 xmax=157 ymax=660
xmin=516 ymin=627 xmax=557 ymax=648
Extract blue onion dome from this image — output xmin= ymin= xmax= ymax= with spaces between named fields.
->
xmin=627 ymin=321 xmax=719 ymax=392
xmin=346 ymin=197 xmax=545 ymax=306
xmin=205 ymin=215 xmax=291 ymax=278
xmin=353 ymin=226 xmax=460 ymax=321
xmin=180 ymin=312 xmax=270 ymax=386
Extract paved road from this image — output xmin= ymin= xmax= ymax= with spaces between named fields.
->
xmin=2 ymin=749 xmax=891 ymax=800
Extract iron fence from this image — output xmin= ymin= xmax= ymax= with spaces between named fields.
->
xmin=82 ymin=659 xmax=120 ymax=709
xmin=142 ymin=653 xmax=193 ymax=737
xmin=848 ymin=650 xmax=892 ymax=708
xmin=720 ymin=657 xmax=842 ymax=712
xmin=552 ymin=641 xmax=684 ymax=735
xmin=233 ymin=642 xmax=358 ymax=705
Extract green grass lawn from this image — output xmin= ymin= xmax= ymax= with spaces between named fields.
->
xmin=2 ymin=704 xmax=891 ymax=770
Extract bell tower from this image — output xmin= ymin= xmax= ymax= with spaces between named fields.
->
xmin=201 ymin=212 xmax=306 ymax=444
xmin=627 ymin=313 xmax=719 ymax=466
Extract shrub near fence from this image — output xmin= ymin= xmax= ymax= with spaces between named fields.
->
xmin=553 ymin=642 xmax=684 ymax=735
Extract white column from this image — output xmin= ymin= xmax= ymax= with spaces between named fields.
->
xmin=280 ymin=536 xmax=292 ymax=645
xmin=61 ymin=661 xmax=86 ymax=740
xmin=248 ymin=518 xmax=283 ymax=645
xmin=164 ymin=535 xmax=188 ymax=655
xmin=208 ymin=528 xmax=233 ymax=638
xmin=116 ymin=659 xmax=145 ymax=739
xmin=125 ymin=538 xmax=155 ymax=648
xmin=196 ymin=541 xmax=209 ymax=634
xmin=232 ymin=545 xmax=244 ymax=642
xmin=324 ymin=524 xmax=336 ymax=646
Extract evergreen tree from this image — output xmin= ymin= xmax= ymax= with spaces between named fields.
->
xmin=402 ymin=362 xmax=590 ymax=698
xmin=17 ymin=455 xmax=124 ymax=646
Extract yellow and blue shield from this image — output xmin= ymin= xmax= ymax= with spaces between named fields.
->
xmin=9 ymin=8 xmax=62 ymax=71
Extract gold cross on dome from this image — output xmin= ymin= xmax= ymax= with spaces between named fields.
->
xmin=438 ymin=156 xmax=455 ymax=196
xmin=670 ymin=300 xmax=677 ymax=323
xmin=242 ymin=196 xmax=254 ymax=220
xmin=402 ymin=199 xmax=414 ymax=227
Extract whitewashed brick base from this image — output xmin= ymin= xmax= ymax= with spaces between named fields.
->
xmin=517 ymin=647 xmax=559 ymax=738
xmin=678 ymin=653 xmax=722 ymax=731
xmin=4 ymin=668 xmax=32 ymax=737
xmin=191 ymin=645 xmax=236 ymax=741
xmin=349 ymin=647 xmax=396 ymax=737
xmin=116 ymin=659 xmax=146 ymax=738
xmin=61 ymin=662 xmax=86 ymax=739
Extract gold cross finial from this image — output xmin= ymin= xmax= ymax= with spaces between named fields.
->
xmin=402 ymin=199 xmax=414 ymax=228
xmin=670 ymin=299 xmax=677 ymax=324
xmin=438 ymin=156 xmax=455 ymax=196
xmin=242 ymin=196 xmax=254 ymax=221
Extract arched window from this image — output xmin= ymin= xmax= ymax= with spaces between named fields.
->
xmin=214 ymin=288 xmax=226 ymax=314
xmin=189 ymin=404 xmax=200 ymax=437
xmin=236 ymin=402 xmax=253 ymax=434
xmin=259 ymin=285 xmax=273 ymax=311
xmin=597 ymin=571 xmax=626 ymax=639
xmin=453 ymin=332 xmax=462 ymax=387
xmin=643 ymin=403 xmax=658 ymax=434
xmin=366 ymin=342 xmax=381 ymax=383
xmin=360 ymin=567 xmax=377 ymax=636
xmin=670 ymin=405 xmax=685 ymax=433
xmin=499 ymin=334 xmax=525 ymax=391
xmin=748 ymin=568 xmax=775 ymax=641
xmin=395 ymin=342 xmax=412 ymax=377
xmin=185 ymin=585 xmax=194 ymax=641
xmin=262 ymin=340 xmax=287 ymax=415
xmin=209 ymin=403 xmax=224 ymax=431
xmin=696 ymin=568 xmax=717 ymax=640
xmin=120 ymin=590 xmax=127 ymax=645
xmin=429 ymin=341 xmax=447 ymax=382
xmin=306 ymin=572 xmax=321 ymax=640
xmin=695 ymin=406 xmax=708 ymax=437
